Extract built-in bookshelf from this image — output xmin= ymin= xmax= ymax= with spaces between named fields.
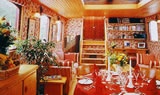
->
xmin=107 ymin=18 xmax=147 ymax=49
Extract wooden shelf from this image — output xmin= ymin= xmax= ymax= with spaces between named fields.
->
xmin=107 ymin=18 xmax=146 ymax=50
xmin=108 ymin=38 xmax=145 ymax=41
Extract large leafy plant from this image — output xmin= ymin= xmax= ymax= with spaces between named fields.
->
xmin=16 ymin=38 xmax=57 ymax=79
xmin=0 ymin=16 xmax=16 ymax=54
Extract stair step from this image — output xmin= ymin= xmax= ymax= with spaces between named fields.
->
xmin=83 ymin=40 xmax=105 ymax=45
xmin=83 ymin=48 xmax=105 ymax=50
xmin=82 ymin=53 xmax=106 ymax=56
xmin=82 ymin=58 xmax=106 ymax=60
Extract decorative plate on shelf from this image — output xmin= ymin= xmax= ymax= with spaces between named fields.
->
xmin=78 ymin=78 xmax=93 ymax=85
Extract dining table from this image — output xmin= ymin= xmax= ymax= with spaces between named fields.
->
xmin=74 ymin=70 xmax=160 ymax=95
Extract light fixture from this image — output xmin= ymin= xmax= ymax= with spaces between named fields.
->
xmin=156 ymin=14 xmax=160 ymax=23
xmin=34 ymin=6 xmax=43 ymax=18
xmin=56 ymin=16 xmax=61 ymax=23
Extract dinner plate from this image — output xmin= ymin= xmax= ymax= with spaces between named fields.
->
xmin=156 ymin=80 xmax=160 ymax=85
xmin=78 ymin=79 xmax=93 ymax=85
xmin=124 ymin=93 xmax=140 ymax=95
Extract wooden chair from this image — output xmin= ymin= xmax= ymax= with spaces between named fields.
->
xmin=76 ymin=64 xmax=95 ymax=79
xmin=137 ymin=53 xmax=158 ymax=68
xmin=156 ymin=68 xmax=160 ymax=80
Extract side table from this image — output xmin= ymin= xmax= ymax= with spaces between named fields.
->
xmin=41 ymin=77 xmax=67 ymax=95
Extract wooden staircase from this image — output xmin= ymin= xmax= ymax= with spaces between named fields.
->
xmin=79 ymin=40 xmax=107 ymax=67
xmin=79 ymin=17 xmax=108 ymax=68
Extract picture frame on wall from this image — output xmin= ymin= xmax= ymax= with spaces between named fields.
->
xmin=52 ymin=24 xmax=57 ymax=41
xmin=27 ymin=18 xmax=36 ymax=39
xmin=124 ymin=41 xmax=130 ymax=48
xmin=138 ymin=42 xmax=145 ymax=48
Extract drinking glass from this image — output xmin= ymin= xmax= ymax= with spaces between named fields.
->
xmin=133 ymin=71 xmax=139 ymax=84
xmin=119 ymin=72 xmax=128 ymax=95
xmin=140 ymin=70 xmax=146 ymax=86
xmin=134 ymin=82 xmax=141 ymax=94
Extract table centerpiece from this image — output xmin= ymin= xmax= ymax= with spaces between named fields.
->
xmin=0 ymin=16 xmax=19 ymax=80
xmin=110 ymin=53 xmax=130 ymax=73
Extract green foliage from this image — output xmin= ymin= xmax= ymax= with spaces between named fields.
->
xmin=0 ymin=16 xmax=16 ymax=54
xmin=110 ymin=53 xmax=129 ymax=67
xmin=16 ymin=38 xmax=57 ymax=79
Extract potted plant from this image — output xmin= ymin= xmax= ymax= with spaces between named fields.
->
xmin=16 ymin=38 xmax=57 ymax=94
xmin=0 ymin=16 xmax=16 ymax=55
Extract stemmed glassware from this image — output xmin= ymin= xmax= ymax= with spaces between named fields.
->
xmin=132 ymin=70 xmax=141 ymax=94
xmin=133 ymin=71 xmax=140 ymax=85
xmin=118 ymin=72 xmax=128 ymax=95
xmin=139 ymin=70 xmax=146 ymax=86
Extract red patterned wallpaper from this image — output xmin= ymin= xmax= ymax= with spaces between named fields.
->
xmin=10 ymin=0 xmax=67 ymax=52
xmin=145 ymin=14 xmax=160 ymax=60
xmin=65 ymin=18 xmax=83 ymax=42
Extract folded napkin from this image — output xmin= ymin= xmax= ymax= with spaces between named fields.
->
xmin=148 ymin=77 xmax=157 ymax=90
xmin=95 ymin=76 xmax=105 ymax=95
xmin=92 ymin=64 xmax=99 ymax=79
xmin=146 ymin=77 xmax=157 ymax=95
xmin=134 ymin=64 xmax=140 ymax=72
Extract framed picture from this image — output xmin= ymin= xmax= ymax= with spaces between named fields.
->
xmin=27 ymin=18 xmax=36 ymax=39
xmin=52 ymin=24 xmax=57 ymax=41
xmin=138 ymin=42 xmax=145 ymax=48
xmin=124 ymin=41 xmax=130 ymax=48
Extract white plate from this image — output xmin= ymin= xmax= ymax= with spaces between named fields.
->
xmin=156 ymin=80 xmax=160 ymax=85
xmin=124 ymin=93 xmax=140 ymax=95
xmin=78 ymin=79 xmax=93 ymax=85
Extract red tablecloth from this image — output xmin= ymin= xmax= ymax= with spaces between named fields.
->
xmin=74 ymin=75 xmax=160 ymax=95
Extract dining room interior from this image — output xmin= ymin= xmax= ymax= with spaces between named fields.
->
xmin=0 ymin=0 xmax=160 ymax=95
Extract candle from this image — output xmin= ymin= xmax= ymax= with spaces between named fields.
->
xmin=129 ymin=57 xmax=132 ymax=75
xmin=127 ymin=57 xmax=134 ymax=88
xmin=106 ymin=56 xmax=111 ymax=81
xmin=108 ymin=56 xmax=110 ymax=71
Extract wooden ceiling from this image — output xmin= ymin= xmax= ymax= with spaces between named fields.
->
xmin=36 ymin=0 xmax=160 ymax=18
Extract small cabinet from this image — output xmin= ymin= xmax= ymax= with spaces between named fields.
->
xmin=23 ymin=72 xmax=37 ymax=95
xmin=8 ymin=81 xmax=22 ymax=95
xmin=0 ymin=65 xmax=38 ymax=95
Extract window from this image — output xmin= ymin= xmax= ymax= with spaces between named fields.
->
xmin=0 ymin=0 xmax=20 ymax=30
xmin=56 ymin=20 xmax=63 ymax=42
xmin=39 ymin=15 xmax=50 ymax=42
xmin=149 ymin=20 xmax=158 ymax=41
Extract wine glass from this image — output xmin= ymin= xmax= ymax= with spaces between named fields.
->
xmin=133 ymin=71 xmax=140 ymax=84
xmin=134 ymin=82 xmax=141 ymax=94
xmin=139 ymin=70 xmax=146 ymax=86
xmin=119 ymin=72 xmax=128 ymax=95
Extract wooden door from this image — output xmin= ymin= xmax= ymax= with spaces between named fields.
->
xmin=83 ymin=17 xmax=104 ymax=40
xmin=8 ymin=82 xmax=22 ymax=95
xmin=23 ymin=72 xmax=37 ymax=95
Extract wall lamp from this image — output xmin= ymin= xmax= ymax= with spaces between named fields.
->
xmin=156 ymin=14 xmax=160 ymax=23
xmin=34 ymin=6 xmax=43 ymax=18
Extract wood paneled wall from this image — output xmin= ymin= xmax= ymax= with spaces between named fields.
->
xmin=83 ymin=17 xmax=104 ymax=40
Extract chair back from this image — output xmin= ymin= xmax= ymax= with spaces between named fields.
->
xmin=77 ymin=65 xmax=94 ymax=77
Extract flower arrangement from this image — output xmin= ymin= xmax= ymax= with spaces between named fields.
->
xmin=0 ymin=16 xmax=16 ymax=55
xmin=110 ymin=53 xmax=130 ymax=72
xmin=110 ymin=53 xmax=128 ymax=67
